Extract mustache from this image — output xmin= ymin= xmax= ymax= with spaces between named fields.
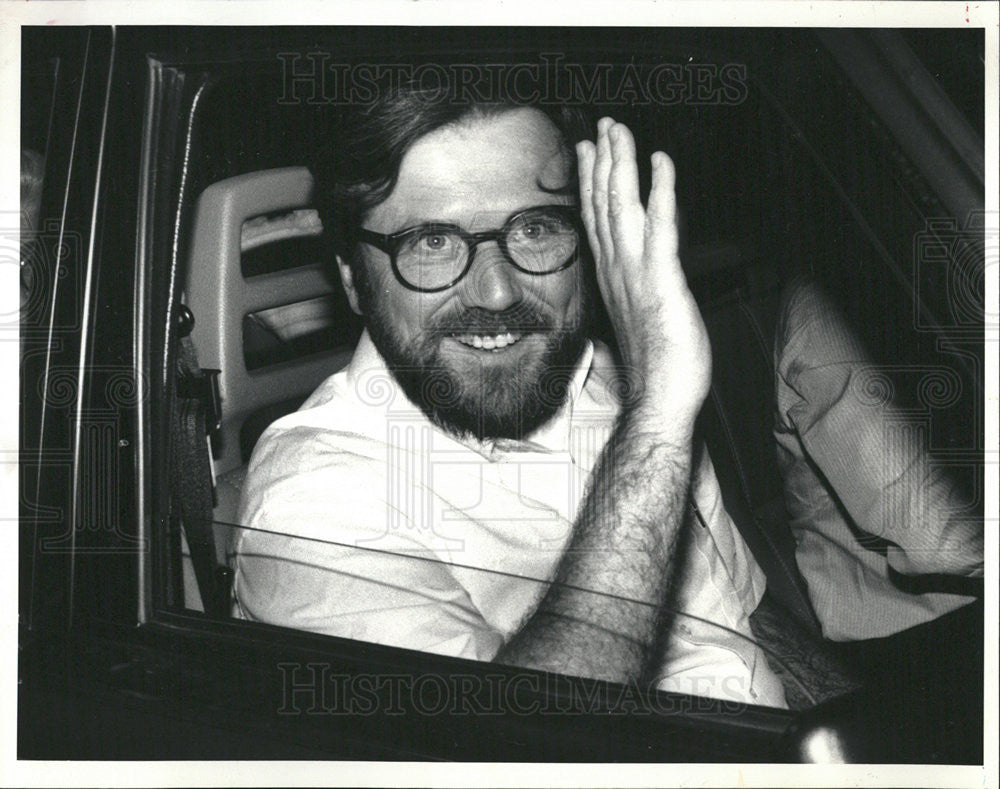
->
xmin=428 ymin=304 xmax=554 ymax=335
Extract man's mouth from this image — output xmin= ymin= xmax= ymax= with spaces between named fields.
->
xmin=448 ymin=330 xmax=525 ymax=351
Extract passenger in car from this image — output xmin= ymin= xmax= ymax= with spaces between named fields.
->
xmin=232 ymin=85 xmax=789 ymax=707
xmin=773 ymin=277 xmax=983 ymax=641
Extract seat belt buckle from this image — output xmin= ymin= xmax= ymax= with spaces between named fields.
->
xmin=178 ymin=369 xmax=222 ymax=435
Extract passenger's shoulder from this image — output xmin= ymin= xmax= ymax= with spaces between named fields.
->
xmin=236 ymin=418 xmax=396 ymax=545
xmin=253 ymin=366 xmax=388 ymax=453
xmin=777 ymin=275 xmax=834 ymax=336
xmin=249 ymin=417 xmax=388 ymax=479
xmin=775 ymin=276 xmax=867 ymax=374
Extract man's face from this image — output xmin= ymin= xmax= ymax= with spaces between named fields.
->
xmin=339 ymin=107 xmax=589 ymax=441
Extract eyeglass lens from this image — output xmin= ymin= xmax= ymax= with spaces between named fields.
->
xmin=396 ymin=208 xmax=578 ymax=290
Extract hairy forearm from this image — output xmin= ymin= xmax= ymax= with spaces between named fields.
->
xmin=495 ymin=403 xmax=693 ymax=683
xmin=501 ymin=117 xmax=712 ymax=683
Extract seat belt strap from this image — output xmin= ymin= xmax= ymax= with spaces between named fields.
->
xmin=170 ymin=322 xmax=230 ymax=619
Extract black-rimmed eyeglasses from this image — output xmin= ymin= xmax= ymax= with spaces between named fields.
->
xmin=357 ymin=204 xmax=582 ymax=293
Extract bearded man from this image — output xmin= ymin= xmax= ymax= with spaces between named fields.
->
xmin=232 ymin=88 xmax=788 ymax=708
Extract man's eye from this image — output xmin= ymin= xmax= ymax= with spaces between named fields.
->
xmin=512 ymin=216 xmax=571 ymax=242
xmin=417 ymin=232 xmax=454 ymax=253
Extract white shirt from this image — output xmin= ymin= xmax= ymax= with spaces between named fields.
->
xmin=773 ymin=279 xmax=980 ymax=640
xmin=233 ymin=331 xmax=787 ymax=708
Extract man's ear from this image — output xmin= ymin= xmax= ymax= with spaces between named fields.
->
xmin=336 ymin=254 xmax=363 ymax=316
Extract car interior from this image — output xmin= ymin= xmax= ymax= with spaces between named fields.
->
xmin=17 ymin=24 xmax=986 ymax=763
xmin=184 ymin=29 xmax=979 ymax=665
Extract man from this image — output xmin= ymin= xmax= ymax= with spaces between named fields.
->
xmin=233 ymin=89 xmax=787 ymax=707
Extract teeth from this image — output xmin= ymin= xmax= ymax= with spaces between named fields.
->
xmin=452 ymin=332 xmax=524 ymax=350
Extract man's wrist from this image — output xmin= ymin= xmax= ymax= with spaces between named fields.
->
xmin=613 ymin=361 xmax=707 ymax=433
xmin=621 ymin=394 xmax=700 ymax=447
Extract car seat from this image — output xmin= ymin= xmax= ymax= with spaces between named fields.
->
xmin=181 ymin=166 xmax=353 ymax=611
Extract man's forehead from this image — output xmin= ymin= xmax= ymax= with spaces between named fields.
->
xmin=372 ymin=108 xmax=572 ymax=229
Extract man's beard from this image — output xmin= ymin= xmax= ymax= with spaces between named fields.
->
xmin=356 ymin=274 xmax=589 ymax=442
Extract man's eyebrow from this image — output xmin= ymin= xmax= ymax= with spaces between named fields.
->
xmin=386 ymin=213 xmax=460 ymax=230
xmin=538 ymin=178 xmax=577 ymax=197
xmin=388 ymin=200 xmax=578 ymax=232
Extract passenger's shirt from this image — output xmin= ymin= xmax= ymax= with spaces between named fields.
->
xmin=233 ymin=331 xmax=787 ymax=707
xmin=773 ymin=280 xmax=981 ymax=641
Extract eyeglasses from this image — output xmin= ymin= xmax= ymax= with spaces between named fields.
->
xmin=357 ymin=204 xmax=582 ymax=293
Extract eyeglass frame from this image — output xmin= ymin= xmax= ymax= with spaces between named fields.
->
xmin=356 ymin=203 xmax=583 ymax=293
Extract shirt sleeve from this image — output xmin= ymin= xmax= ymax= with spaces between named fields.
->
xmin=231 ymin=424 xmax=505 ymax=662
xmin=662 ymin=446 xmax=788 ymax=709
xmin=689 ymin=444 xmax=769 ymax=619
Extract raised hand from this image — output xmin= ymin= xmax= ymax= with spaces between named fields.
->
xmin=577 ymin=118 xmax=711 ymax=428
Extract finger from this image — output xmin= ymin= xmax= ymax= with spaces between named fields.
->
xmin=608 ymin=123 xmax=640 ymax=209
xmin=608 ymin=123 xmax=645 ymax=256
xmin=645 ymin=151 xmax=679 ymax=265
xmin=575 ymin=140 xmax=601 ymax=260
xmin=591 ymin=117 xmax=616 ymax=258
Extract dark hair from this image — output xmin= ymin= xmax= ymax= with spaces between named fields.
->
xmin=310 ymin=84 xmax=592 ymax=273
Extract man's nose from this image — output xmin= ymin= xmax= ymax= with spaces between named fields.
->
xmin=457 ymin=243 xmax=522 ymax=312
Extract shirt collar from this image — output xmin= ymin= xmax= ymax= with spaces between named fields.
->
xmin=344 ymin=330 xmax=597 ymax=457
